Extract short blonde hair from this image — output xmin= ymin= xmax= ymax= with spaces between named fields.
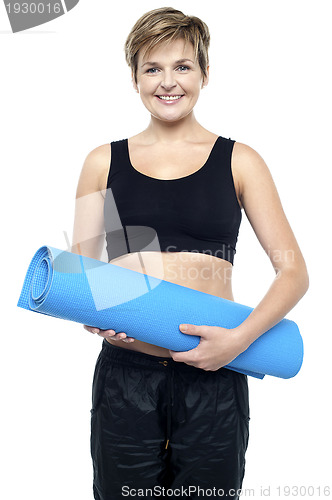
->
xmin=125 ymin=7 xmax=210 ymax=83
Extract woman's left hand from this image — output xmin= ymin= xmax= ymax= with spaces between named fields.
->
xmin=169 ymin=324 xmax=248 ymax=371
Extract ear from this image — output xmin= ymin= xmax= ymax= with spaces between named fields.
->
xmin=201 ymin=65 xmax=210 ymax=89
xmin=131 ymin=71 xmax=139 ymax=93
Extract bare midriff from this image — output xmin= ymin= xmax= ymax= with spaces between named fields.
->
xmin=105 ymin=250 xmax=234 ymax=357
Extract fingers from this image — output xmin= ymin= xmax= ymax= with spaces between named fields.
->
xmin=83 ymin=325 xmax=135 ymax=343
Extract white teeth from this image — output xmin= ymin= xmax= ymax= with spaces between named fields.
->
xmin=158 ymin=95 xmax=182 ymax=100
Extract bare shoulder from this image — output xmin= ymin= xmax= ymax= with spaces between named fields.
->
xmin=231 ymin=141 xmax=275 ymax=206
xmin=76 ymin=143 xmax=111 ymax=197
xmin=232 ymin=141 xmax=269 ymax=173
xmin=83 ymin=143 xmax=111 ymax=182
xmin=85 ymin=143 xmax=111 ymax=162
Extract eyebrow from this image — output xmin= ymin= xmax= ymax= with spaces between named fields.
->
xmin=141 ymin=58 xmax=195 ymax=68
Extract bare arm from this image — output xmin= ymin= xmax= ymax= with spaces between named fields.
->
xmin=232 ymin=142 xmax=309 ymax=349
xmin=71 ymin=144 xmax=110 ymax=259
xmin=71 ymin=143 xmax=134 ymax=343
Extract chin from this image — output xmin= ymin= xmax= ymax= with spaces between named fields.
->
xmin=151 ymin=109 xmax=193 ymax=123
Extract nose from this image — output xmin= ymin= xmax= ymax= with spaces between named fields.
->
xmin=161 ymin=69 xmax=177 ymax=90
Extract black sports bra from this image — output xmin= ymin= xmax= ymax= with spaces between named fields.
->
xmin=104 ymin=136 xmax=242 ymax=265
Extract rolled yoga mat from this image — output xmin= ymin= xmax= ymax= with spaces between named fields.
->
xmin=17 ymin=246 xmax=304 ymax=379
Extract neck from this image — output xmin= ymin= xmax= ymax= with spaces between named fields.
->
xmin=144 ymin=111 xmax=206 ymax=143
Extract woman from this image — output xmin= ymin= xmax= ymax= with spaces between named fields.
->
xmin=72 ymin=7 xmax=309 ymax=499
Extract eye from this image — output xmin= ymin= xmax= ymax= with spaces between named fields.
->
xmin=146 ymin=67 xmax=159 ymax=74
xmin=177 ymin=65 xmax=190 ymax=72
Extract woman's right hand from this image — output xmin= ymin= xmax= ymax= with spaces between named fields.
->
xmin=83 ymin=325 xmax=135 ymax=343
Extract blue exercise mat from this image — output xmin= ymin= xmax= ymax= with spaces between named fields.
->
xmin=17 ymin=246 xmax=304 ymax=379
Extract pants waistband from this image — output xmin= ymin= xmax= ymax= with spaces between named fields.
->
xmin=100 ymin=338 xmax=207 ymax=373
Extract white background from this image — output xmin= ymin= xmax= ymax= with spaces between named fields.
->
xmin=1 ymin=0 xmax=331 ymax=498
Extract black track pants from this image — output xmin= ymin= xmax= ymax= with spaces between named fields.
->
xmin=90 ymin=339 xmax=250 ymax=499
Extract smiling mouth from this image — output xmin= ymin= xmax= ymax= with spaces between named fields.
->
xmin=156 ymin=95 xmax=184 ymax=101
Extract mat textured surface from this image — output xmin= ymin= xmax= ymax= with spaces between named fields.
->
xmin=17 ymin=246 xmax=304 ymax=379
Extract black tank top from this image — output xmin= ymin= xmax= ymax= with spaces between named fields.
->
xmin=104 ymin=136 xmax=242 ymax=264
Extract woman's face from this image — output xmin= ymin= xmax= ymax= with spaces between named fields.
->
xmin=133 ymin=38 xmax=209 ymax=123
